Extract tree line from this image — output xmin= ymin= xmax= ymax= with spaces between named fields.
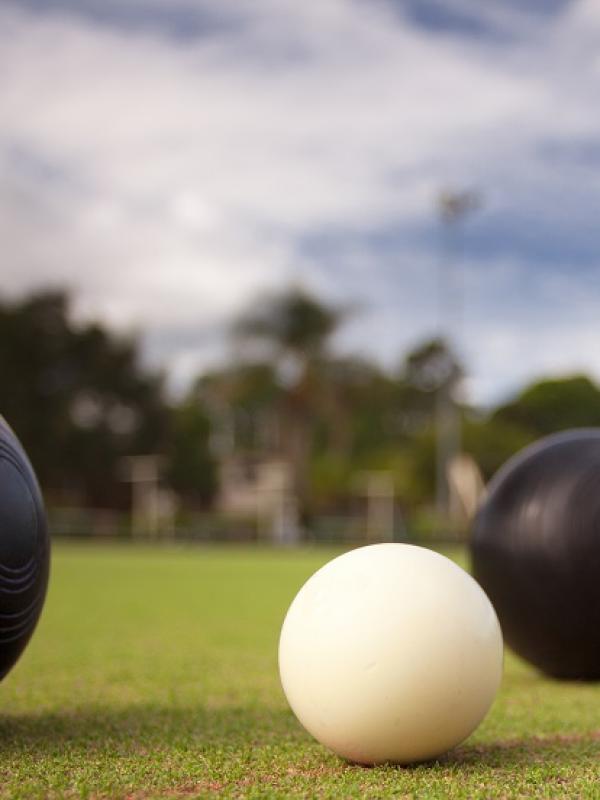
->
xmin=2 ymin=288 xmax=599 ymax=532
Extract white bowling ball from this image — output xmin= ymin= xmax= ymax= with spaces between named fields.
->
xmin=279 ymin=543 xmax=502 ymax=764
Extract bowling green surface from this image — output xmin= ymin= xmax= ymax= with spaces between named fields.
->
xmin=0 ymin=543 xmax=598 ymax=799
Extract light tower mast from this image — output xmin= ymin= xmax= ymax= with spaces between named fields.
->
xmin=435 ymin=188 xmax=480 ymax=530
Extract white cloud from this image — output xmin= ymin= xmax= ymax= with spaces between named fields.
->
xmin=1 ymin=0 xmax=600 ymax=401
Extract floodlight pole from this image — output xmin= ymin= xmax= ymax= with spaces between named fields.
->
xmin=435 ymin=189 xmax=480 ymax=531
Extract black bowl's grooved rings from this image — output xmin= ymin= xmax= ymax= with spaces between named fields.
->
xmin=0 ymin=417 xmax=50 ymax=679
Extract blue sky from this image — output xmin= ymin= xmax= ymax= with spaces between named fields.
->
xmin=2 ymin=0 xmax=600 ymax=405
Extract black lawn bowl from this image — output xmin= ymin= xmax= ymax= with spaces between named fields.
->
xmin=0 ymin=416 xmax=50 ymax=679
xmin=471 ymin=429 xmax=600 ymax=680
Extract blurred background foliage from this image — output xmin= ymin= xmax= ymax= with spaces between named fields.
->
xmin=2 ymin=286 xmax=599 ymax=540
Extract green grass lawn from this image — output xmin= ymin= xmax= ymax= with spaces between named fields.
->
xmin=0 ymin=543 xmax=598 ymax=799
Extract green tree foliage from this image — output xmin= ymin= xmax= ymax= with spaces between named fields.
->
xmin=196 ymin=361 xmax=281 ymax=454
xmin=314 ymin=357 xmax=397 ymax=460
xmin=395 ymin=338 xmax=464 ymax=433
xmin=462 ymin=417 xmax=535 ymax=481
xmin=10 ymin=286 xmax=597 ymax=528
xmin=403 ymin=337 xmax=462 ymax=394
xmin=232 ymin=286 xmax=345 ymax=524
xmin=165 ymin=400 xmax=218 ymax=506
xmin=234 ymin=286 xmax=343 ymax=361
xmin=493 ymin=375 xmax=600 ymax=436
xmin=200 ymin=317 xmax=470 ymax=520
xmin=458 ymin=374 xmax=600 ymax=485
xmin=0 ymin=291 xmax=169 ymax=505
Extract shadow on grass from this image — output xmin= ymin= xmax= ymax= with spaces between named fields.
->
xmin=438 ymin=732 xmax=600 ymax=771
xmin=0 ymin=705 xmax=597 ymax=774
xmin=0 ymin=704 xmax=301 ymax=756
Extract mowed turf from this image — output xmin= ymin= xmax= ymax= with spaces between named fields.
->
xmin=0 ymin=544 xmax=598 ymax=799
